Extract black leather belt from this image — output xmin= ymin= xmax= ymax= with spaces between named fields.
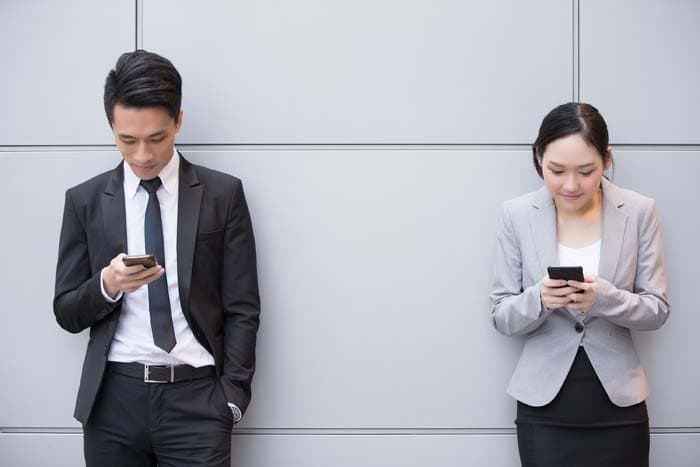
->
xmin=107 ymin=362 xmax=215 ymax=383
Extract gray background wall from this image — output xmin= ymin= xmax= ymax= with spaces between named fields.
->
xmin=1 ymin=0 xmax=698 ymax=465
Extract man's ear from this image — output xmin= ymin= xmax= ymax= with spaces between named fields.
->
xmin=174 ymin=109 xmax=184 ymax=133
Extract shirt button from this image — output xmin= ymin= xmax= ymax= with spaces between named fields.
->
xmin=575 ymin=323 xmax=584 ymax=333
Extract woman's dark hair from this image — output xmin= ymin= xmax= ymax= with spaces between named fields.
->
xmin=103 ymin=49 xmax=182 ymax=126
xmin=532 ymin=102 xmax=611 ymax=178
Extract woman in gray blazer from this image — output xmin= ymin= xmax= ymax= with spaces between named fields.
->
xmin=490 ymin=102 xmax=669 ymax=467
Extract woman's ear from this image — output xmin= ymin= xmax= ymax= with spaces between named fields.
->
xmin=604 ymin=146 xmax=613 ymax=171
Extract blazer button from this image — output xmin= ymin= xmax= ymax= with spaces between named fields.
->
xmin=575 ymin=322 xmax=584 ymax=333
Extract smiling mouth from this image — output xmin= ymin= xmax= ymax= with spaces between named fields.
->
xmin=560 ymin=193 xmax=582 ymax=200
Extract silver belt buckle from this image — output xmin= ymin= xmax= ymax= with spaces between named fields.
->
xmin=144 ymin=364 xmax=174 ymax=383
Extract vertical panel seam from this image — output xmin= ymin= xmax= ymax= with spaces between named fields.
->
xmin=135 ymin=0 xmax=143 ymax=49
xmin=573 ymin=0 xmax=580 ymax=102
xmin=577 ymin=0 xmax=581 ymax=100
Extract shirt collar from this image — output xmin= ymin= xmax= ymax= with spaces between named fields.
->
xmin=123 ymin=148 xmax=180 ymax=199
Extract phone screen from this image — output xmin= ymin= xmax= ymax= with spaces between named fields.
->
xmin=547 ymin=266 xmax=584 ymax=282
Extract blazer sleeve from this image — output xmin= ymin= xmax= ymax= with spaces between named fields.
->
xmin=219 ymin=180 xmax=261 ymax=414
xmin=490 ymin=203 xmax=553 ymax=336
xmin=53 ymin=189 xmax=120 ymax=333
xmin=587 ymin=200 xmax=670 ymax=330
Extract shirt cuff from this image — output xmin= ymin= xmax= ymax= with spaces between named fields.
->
xmin=227 ymin=402 xmax=242 ymax=423
xmin=100 ymin=267 xmax=123 ymax=303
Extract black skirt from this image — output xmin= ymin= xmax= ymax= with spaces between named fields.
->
xmin=515 ymin=346 xmax=649 ymax=467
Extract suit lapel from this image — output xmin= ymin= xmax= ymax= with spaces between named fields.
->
xmin=101 ymin=162 xmax=127 ymax=332
xmin=530 ymin=186 xmax=558 ymax=278
xmin=176 ymin=154 xmax=203 ymax=311
xmin=101 ymin=162 xmax=127 ymax=256
xmin=598 ymin=178 xmax=628 ymax=283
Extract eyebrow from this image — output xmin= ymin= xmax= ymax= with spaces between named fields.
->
xmin=148 ymin=130 xmax=167 ymax=138
xmin=117 ymin=130 xmax=167 ymax=140
xmin=547 ymin=161 xmax=596 ymax=169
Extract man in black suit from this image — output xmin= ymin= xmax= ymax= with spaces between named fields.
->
xmin=54 ymin=50 xmax=260 ymax=467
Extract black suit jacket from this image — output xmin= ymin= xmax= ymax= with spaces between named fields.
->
xmin=54 ymin=154 xmax=260 ymax=424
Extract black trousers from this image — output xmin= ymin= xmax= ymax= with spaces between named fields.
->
xmin=84 ymin=368 xmax=233 ymax=467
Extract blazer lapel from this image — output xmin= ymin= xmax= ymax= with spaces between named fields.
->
xmin=101 ymin=162 xmax=127 ymax=256
xmin=598 ymin=178 xmax=628 ymax=283
xmin=530 ymin=186 xmax=558 ymax=278
xmin=176 ymin=154 xmax=203 ymax=311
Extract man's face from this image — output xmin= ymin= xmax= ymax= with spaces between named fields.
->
xmin=111 ymin=104 xmax=183 ymax=180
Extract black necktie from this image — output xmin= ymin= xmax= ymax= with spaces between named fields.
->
xmin=140 ymin=177 xmax=176 ymax=352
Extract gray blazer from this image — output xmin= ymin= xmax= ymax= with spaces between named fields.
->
xmin=490 ymin=178 xmax=669 ymax=407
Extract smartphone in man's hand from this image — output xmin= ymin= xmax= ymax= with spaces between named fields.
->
xmin=123 ymin=254 xmax=158 ymax=268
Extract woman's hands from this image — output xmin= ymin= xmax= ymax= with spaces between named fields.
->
xmin=565 ymin=275 xmax=598 ymax=312
xmin=540 ymin=274 xmax=598 ymax=312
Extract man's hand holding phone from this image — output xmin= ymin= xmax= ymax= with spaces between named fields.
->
xmin=102 ymin=253 xmax=164 ymax=299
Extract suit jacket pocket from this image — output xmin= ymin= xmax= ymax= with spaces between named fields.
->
xmin=195 ymin=229 xmax=224 ymax=272
xmin=197 ymin=229 xmax=223 ymax=242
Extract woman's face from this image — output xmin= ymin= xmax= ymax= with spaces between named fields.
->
xmin=539 ymin=133 xmax=610 ymax=214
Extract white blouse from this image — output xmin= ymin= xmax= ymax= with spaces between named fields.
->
xmin=558 ymin=240 xmax=601 ymax=277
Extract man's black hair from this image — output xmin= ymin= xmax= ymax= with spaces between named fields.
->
xmin=104 ymin=49 xmax=182 ymax=126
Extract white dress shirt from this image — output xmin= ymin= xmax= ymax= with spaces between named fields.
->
xmin=100 ymin=149 xmax=241 ymax=421
xmin=106 ymin=151 xmax=214 ymax=366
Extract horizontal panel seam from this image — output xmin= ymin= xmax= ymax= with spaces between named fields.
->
xmin=1 ymin=144 xmax=700 ymax=153
xmin=3 ymin=427 xmax=700 ymax=435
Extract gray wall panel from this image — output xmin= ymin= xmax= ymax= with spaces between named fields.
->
xmin=650 ymin=433 xmax=700 ymax=467
xmin=2 ymin=149 xmax=695 ymax=431
xmin=143 ymin=0 xmax=572 ymax=144
xmin=0 ymin=434 xmax=84 ymax=467
xmin=2 ymin=1 xmax=699 ymax=464
xmin=613 ymin=150 xmax=700 ymax=427
xmin=0 ymin=149 xmax=535 ymax=428
xmin=2 ymin=432 xmax=699 ymax=466
xmin=580 ymin=0 xmax=700 ymax=144
xmin=184 ymin=149 xmax=537 ymax=428
xmin=0 ymin=151 xmax=124 ymax=428
xmin=0 ymin=2 xmax=134 ymax=146
xmin=231 ymin=433 xmax=522 ymax=466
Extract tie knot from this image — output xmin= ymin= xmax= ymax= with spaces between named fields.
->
xmin=140 ymin=177 xmax=162 ymax=194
